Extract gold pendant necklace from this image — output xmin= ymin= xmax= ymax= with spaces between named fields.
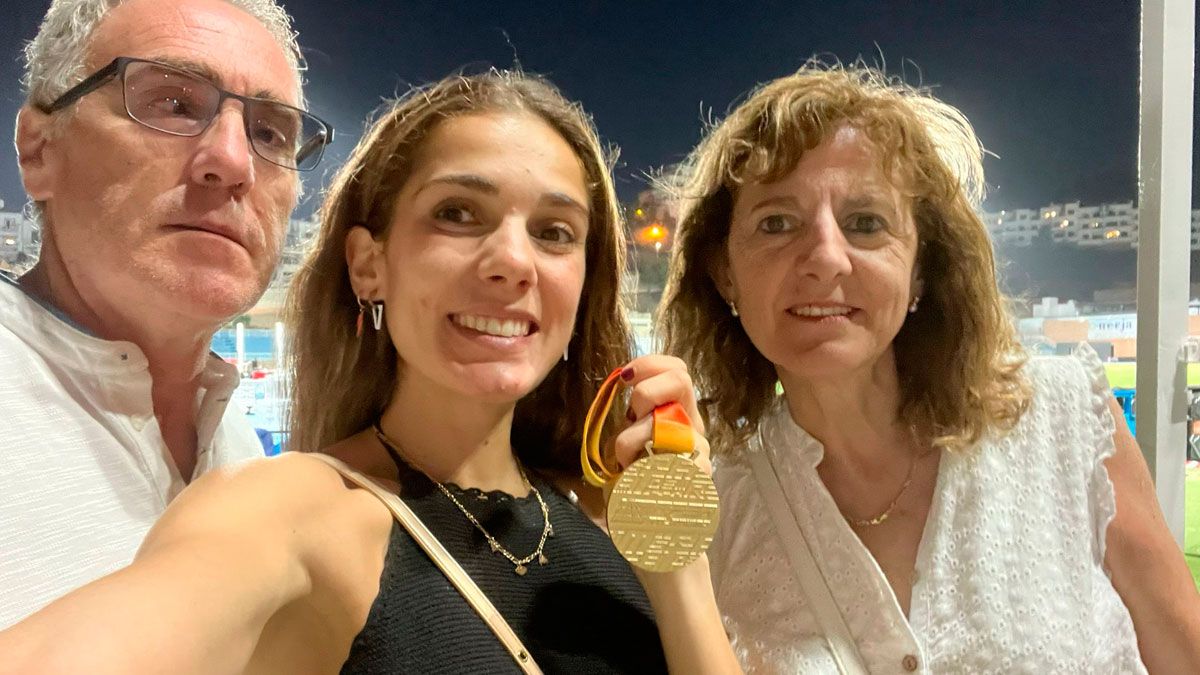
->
xmin=374 ymin=423 xmax=552 ymax=575
xmin=845 ymin=451 xmax=917 ymax=528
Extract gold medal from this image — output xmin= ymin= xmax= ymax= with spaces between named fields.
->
xmin=580 ymin=367 xmax=720 ymax=572
xmin=607 ymin=452 xmax=720 ymax=572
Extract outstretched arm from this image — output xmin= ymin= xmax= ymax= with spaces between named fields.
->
xmin=0 ymin=453 xmax=389 ymax=675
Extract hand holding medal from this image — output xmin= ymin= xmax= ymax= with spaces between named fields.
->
xmin=580 ymin=356 xmax=720 ymax=573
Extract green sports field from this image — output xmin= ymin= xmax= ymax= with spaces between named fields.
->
xmin=1103 ymin=362 xmax=1200 ymax=389
xmin=1186 ymin=467 xmax=1200 ymax=588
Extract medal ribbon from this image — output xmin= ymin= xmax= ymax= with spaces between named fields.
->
xmin=580 ymin=367 xmax=695 ymax=488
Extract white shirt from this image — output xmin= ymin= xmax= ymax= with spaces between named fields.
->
xmin=710 ymin=346 xmax=1146 ymax=674
xmin=0 ymin=275 xmax=266 ymax=628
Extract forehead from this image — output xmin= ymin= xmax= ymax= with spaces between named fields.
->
xmin=87 ymin=0 xmax=299 ymax=105
xmin=789 ymin=126 xmax=889 ymax=186
xmin=408 ymin=113 xmax=589 ymax=198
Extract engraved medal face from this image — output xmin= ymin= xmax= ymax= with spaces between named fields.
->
xmin=606 ymin=453 xmax=720 ymax=573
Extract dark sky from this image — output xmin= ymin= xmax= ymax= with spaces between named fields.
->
xmin=0 ymin=0 xmax=1193 ymax=219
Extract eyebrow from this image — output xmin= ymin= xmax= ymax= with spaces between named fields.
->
xmin=417 ymin=174 xmax=590 ymax=216
xmin=539 ymin=191 xmax=590 ymax=217
xmin=842 ymin=190 xmax=900 ymax=217
xmin=746 ymin=195 xmax=800 ymax=213
xmin=416 ymin=174 xmax=501 ymax=198
xmin=152 ymin=56 xmax=287 ymax=104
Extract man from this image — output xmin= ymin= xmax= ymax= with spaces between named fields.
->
xmin=0 ymin=0 xmax=332 ymax=627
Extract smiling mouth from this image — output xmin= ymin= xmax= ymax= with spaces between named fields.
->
xmin=788 ymin=305 xmax=855 ymax=318
xmin=451 ymin=313 xmax=537 ymax=338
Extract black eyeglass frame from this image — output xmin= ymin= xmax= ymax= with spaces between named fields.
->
xmin=37 ymin=56 xmax=334 ymax=172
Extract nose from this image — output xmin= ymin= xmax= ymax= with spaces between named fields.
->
xmin=189 ymin=102 xmax=255 ymax=196
xmin=478 ymin=217 xmax=537 ymax=292
xmin=796 ymin=207 xmax=852 ymax=283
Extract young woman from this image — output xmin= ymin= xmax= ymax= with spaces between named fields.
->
xmin=0 ymin=70 xmax=738 ymax=675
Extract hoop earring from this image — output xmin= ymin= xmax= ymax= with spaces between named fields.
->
xmin=729 ymin=300 xmax=739 ymax=317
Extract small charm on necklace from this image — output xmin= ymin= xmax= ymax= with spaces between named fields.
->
xmin=489 ymin=541 xmax=500 ymax=553
xmin=515 ymin=564 xmax=528 ymax=576
xmin=547 ymin=524 xmax=555 ymax=537
xmin=538 ymin=552 xmax=549 ymax=565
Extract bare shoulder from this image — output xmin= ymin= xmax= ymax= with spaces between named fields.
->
xmin=146 ymin=452 xmax=394 ymax=577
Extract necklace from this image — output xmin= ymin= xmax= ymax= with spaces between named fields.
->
xmin=845 ymin=451 xmax=918 ymax=528
xmin=373 ymin=422 xmax=553 ymax=575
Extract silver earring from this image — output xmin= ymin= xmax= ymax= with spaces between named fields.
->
xmin=563 ymin=345 xmax=569 ymax=362
xmin=372 ymin=301 xmax=384 ymax=330
xmin=908 ymin=296 xmax=920 ymax=314
xmin=729 ymin=301 xmax=739 ymax=317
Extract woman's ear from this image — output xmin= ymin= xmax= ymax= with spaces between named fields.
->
xmin=912 ymin=276 xmax=925 ymax=299
xmin=708 ymin=250 xmax=737 ymax=306
xmin=345 ymin=225 xmax=387 ymax=300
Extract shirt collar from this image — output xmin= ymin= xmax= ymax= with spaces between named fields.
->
xmin=0 ymin=275 xmax=240 ymax=424
xmin=759 ymin=394 xmax=826 ymax=467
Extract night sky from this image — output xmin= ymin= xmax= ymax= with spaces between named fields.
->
xmin=0 ymin=0 xmax=1194 ymax=219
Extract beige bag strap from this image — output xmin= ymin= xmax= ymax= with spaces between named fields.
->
xmin=310 ymin=453 xmax=544 ymax=675
xmin=748 ymin=449 xmax=869 ymax=675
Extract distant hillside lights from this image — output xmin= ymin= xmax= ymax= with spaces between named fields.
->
xmin=981 ymin=201 xmax=1200 ymax=249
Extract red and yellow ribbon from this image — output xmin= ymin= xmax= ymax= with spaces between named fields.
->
xmin=580 ymin=367 xmax=695 ymax=488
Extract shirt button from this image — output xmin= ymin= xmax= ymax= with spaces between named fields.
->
xmin=902 ymin=654 xmax=919 ymax=671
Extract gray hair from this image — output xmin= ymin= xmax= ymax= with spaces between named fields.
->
xmin=22 ymin=0 xmax=306 ymax=109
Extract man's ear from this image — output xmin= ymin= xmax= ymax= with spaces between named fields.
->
xmin=15 ymin=106 xmax=56 ymax=202
xmin=345 ymin=225 xmax=387 ymax=300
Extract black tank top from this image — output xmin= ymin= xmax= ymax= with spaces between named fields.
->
xmin=340 ymin=457 xmax=669 ymax=674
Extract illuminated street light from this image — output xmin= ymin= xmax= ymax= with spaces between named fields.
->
xmin=634 ymin=222 xmax=670 ymax=249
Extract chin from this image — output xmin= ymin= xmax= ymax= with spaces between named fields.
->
xmin=169 ymin=277 xmax=265 ymax=324
xmin=453 ymin=363 xmax=548 ymax=404
xmin=776 ymin=341 xmax=875 ymax=381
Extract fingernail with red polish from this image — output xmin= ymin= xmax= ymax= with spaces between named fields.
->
xmin=620 ymin=366 xmax=635 ymax=381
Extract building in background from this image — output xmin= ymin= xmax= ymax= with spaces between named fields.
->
xmin=0 ymin=207 xmax=39 ymax=274
xmin=982 ymin=200 xmax=1200 ymax=249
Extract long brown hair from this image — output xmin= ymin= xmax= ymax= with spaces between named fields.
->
xmin=660 ymin=61 xmax=1031 ymax=453
xmin=285 ymin=70 xmax=632 ymax=472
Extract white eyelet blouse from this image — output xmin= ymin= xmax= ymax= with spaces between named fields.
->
xmin=709 ymin=346 xmax=1147 ymax=674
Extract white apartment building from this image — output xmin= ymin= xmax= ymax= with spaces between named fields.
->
xmin=982 ymin=200 xmax=1200 ymax=250
xmin=0 ymin=210 xmax=39 ymax=271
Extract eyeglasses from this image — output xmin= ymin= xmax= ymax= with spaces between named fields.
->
xmin=38 ymin=57 xmax=334 ymax=172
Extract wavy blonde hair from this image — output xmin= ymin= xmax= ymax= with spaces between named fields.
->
xmin=660 ymin=61 xmax=1031 ymax=453
xmin=285 ymin=70 xmax=632 ymax=472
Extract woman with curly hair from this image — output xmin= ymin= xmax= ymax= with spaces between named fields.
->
xmin=659 ymin=61 xmax=1200 ymax=673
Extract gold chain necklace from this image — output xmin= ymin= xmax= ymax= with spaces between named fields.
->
xmin=373 ymin=424 xmax=553 ymax=575
xmin=845 ymin=451 xmax=917 ymax=528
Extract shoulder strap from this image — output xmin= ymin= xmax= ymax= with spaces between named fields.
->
xmin=309 ymin=453 xmax=544 ymax=675
xmin=748 ymin=449 xmax=869 ymax=675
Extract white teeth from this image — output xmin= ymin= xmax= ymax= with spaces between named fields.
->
xmin=791 ymin=305 xmax=852 ymax=318
xmin=453 ymin=314 xmax=531 ymax=337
